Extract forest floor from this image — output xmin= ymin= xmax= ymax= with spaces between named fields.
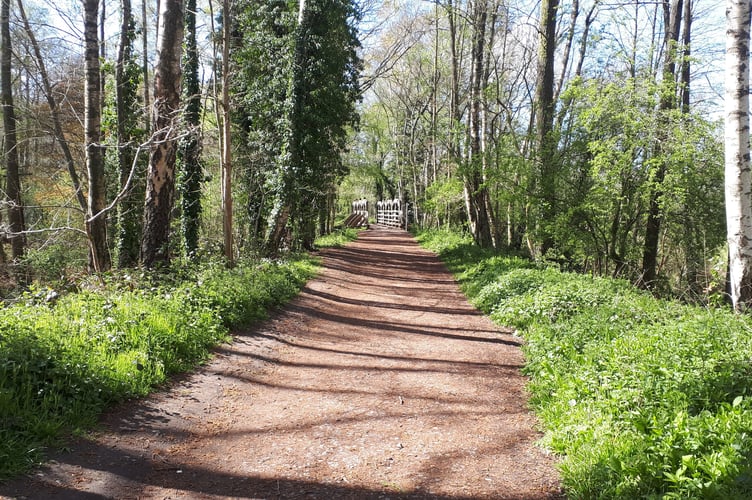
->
xmin=0 ymin=226 xmax=563 ymax=499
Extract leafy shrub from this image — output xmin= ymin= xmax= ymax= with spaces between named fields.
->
xmin=419 ymin=228 xmax=752 ymax=499
xmin=19 ymin=243 xmax=89 ymax=288
xmin=474 ymin=268 xmax=553 ymax=314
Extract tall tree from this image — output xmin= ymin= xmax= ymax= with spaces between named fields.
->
xmin=84 ymin=0 xmax=112 ymax=272
xmin=725 ymin=0 xmax=752 ymax=311
xmin=1 ymin=0 xmax=25 ymax=260
xmin=178 ymin=0 xmax=203 ymax=258
xmin=221 ymin=0 xmax=233 ymax=262
xmin=641 ymin=0 xmax=683 ymax=288
xmin=141 ymin=0 xmax=184 ymax=267
xmin=232 ymin=0 xmax=292 ymax=248
xmin=264 ymin=0 xmax=307 ymax=254
xmin=463 ymin=0 xmax=493 ymax=247
xmin=115 ymin=0 xmax=146 ymax=267
xmin=264 ymin=0 xmax=360 ymax=253
xmin=533 ymin=0 xmax=560 ymax=255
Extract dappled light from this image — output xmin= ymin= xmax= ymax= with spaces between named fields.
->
xmin=0 ymin=228 xmax=562 ymax=499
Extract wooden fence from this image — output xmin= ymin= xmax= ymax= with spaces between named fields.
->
xmin=376 ymin=199 xmax=403 ymax=228
xmin=343 ymin=199 xmax=369 ymax=228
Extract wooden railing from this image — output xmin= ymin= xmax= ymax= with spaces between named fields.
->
xmin=376 ymin=199 xmax=403 ymax=228
xmin=343 ymin=199 xmax=369 ymax=228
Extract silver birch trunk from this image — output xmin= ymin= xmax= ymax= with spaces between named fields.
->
xmin=725 ymin=0 xmax=752 ymax=311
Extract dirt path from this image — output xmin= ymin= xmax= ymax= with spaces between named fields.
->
xmin=1 ymin=227 xmax=562 ymax=499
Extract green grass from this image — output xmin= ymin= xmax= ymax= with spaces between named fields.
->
xmin=0 ymin=255 xmax=318 ymax=480
xmin=314 ymin=227 xmax=361 ymax=248
xmin=417 ymin=228 xmax=752 ymax=499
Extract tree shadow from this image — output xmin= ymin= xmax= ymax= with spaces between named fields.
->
xmin=0 ymin=439 xmax=559 ymax=499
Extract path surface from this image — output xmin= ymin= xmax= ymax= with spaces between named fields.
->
xmin=1 ymin=227 xmax=562 ymax=499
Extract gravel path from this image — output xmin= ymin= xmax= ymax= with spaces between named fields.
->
xmin=0 ymin=227 xmax=562 ymax=499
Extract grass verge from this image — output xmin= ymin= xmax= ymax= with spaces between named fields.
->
xmin=0 ymin=251 xmax=327 ymax=480
xmin=417 ymin=228 xmax=752 ymax=499
xmin=314 ymin=227 xmax=361 ymax=248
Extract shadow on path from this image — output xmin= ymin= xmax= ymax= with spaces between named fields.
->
xmin=0 ymin=227 xmax=562 ymax=500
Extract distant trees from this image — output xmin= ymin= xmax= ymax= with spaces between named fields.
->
xmin=345 ymin=0 xmax=725 ymax=300
xmin=0 ymin=0 xmax=737 ymax=310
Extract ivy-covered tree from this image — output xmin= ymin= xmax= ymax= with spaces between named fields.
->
xmin=115 ymin=0 xmax=146 ymax=267
xmin=265 ymin=0 xmax=361 ymax=252
xmin=234 ymin=0 xmax=360 ymax=254
xmin=233 ymin=0 xmax=293 ymax=248
xmin=178 ymin=0 xmax=203 ymax=258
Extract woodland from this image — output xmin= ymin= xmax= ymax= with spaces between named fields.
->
xmin=0 ymin=0 xmax=732 ymax=301
xmin=3 ymin=0 xmax=752 ymax=497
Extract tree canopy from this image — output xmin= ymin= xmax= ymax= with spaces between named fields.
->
xmin=0 ymin=0 xmax=735 ymax=306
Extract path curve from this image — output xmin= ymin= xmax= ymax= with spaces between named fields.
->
xmin=1 ymin=227 xmax=562 ymax=499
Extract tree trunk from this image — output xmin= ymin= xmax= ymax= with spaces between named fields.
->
xmin=446 ymin=0 xmax=461 ymax=161
xmin=680 ymin=0 xmax=691 ymax=113
xmin=99 ymin=0 xmax=106 ymax=111
xmin=116 ymin=0 xmax=146 ymax=267
xmin=725 ymin=0 xmax=752 ymax=311
xmin=464 ymin=0 xmax=493 ymax=248
xmin=554 ymin=0 xmax=578 ymax=104
xmin=1 ymin=0 xmax=24 ymax=260
xmin=533 ymin=0 xmax=560 ymax=254
xmin=142 ymin=0 xmax=151 ymax=133
xmin=641 ymin=0 xmax=682 ymax=288
xmin=179 ymin=0 xmax=203 ymax=258
xmin=141 ymin=0 xmax=184 ymax=268
xmin=84 ymin=0 xmax=111 ymax=272
xmin=221 ymin=0 xmax=233 ymax=263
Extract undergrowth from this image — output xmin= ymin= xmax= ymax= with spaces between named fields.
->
xmin=417 ymin=228 xmax=752 ymax=499
xmin=0 ymin=252 xmax=323 ymax=480
xmin=314 ymin=227 xmax=361 ymax=248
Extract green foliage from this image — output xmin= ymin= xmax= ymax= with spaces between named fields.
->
xmin=422 ymin=177 xmax=464 ymax=228
xmin=20 ymin=242 xmax=88 ymax=287
xmin=0 ymin=257 xmax=316 ymax=480
xmin=420 ymin=228 xmax=752 ymax=499
xmin=233 ymin=0 xmax=361 ymax=252
xmin=548 ymin=76 xmax=725 ymax=291
xmin=313 ymin=227 xmax=360 ymax=248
